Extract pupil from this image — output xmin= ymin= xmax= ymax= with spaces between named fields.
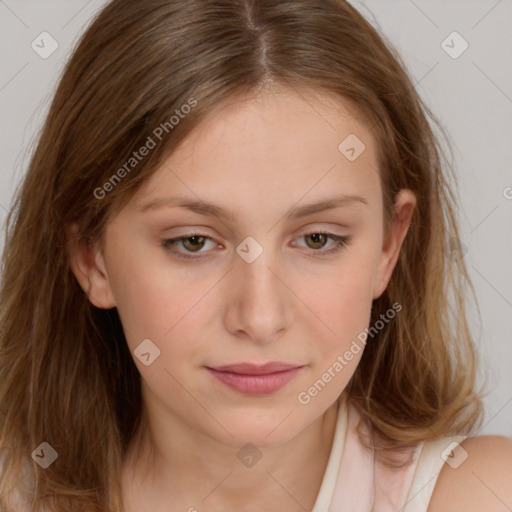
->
xmin=185 ymin=236 xmax=204 ymax=251
xmin=309 ymin=233 xmax=326 ymax=248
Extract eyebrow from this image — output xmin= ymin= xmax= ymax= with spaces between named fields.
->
xmin=140 ymin=194 xmax=368 ymax=221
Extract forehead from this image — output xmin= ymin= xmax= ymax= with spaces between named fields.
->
xmin=130 ymin=86 xmax=381 ymax=218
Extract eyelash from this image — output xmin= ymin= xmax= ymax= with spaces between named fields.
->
xmin=161 ymin=231 xmax=351 ymax=260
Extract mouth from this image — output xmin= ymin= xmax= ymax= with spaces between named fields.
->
xmin=205 ymin=362 xmax=304 ymax=395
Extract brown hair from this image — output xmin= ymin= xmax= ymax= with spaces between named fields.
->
xmin=0 ymin=0 xmax=486 ymax=510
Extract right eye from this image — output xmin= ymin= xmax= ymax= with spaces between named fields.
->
xmin=162 ymin=233 xmax=218 ymax=259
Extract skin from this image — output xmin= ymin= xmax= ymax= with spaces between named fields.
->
xmin=69 ymin=86 xmax=417 ymax=511
xmin=428 ymin=435 xmax=512 ymax=512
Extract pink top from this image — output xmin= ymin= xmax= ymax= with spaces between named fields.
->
xmin=312 ymin=394 xmax=467 ymax=512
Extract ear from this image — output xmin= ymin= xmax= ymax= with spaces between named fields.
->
xmin=372 ymin=189 xmax=416 ymax=300
xmin=67 ymin=223 xmax=116 ymax=309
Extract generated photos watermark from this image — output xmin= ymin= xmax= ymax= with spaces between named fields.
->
xmin=297 ymin=301 xmax=402 ymax=405
xmin=93 ymin=97 xmax=197 ymax=200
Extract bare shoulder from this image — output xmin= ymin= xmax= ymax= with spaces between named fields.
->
xmin=428 ymin=435 xmax=512 ymax=512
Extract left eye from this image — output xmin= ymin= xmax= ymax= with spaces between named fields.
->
xmin=162 ymin=232 xmax=351 ymax=259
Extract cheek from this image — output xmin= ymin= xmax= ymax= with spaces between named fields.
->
xmin=109 ymin=275 xmax=167 ymax=342
xmin=307 ymin=250 xmax=377 ymax=332
xmin=290 ymin=262 xmax=376 ymax=411
xmin=107 ymin=250 xmax=218 ymax=375
xmin=299 ymin=248 xmax=378 ymax=381
xmin=108 ymin=269 xmax=208 ymax=403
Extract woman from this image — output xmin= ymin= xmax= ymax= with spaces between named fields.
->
xmin=0 ymin=1 xmax=510 ymax=510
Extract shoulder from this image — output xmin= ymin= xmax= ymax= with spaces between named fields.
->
xmin=428 ymin=435 xmax=512 ymax=512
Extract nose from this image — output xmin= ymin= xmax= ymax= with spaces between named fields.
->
xmin=223 ymin=245 xmax=294 ymax=345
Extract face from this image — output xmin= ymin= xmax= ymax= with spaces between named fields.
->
xmin=71 ymin=86 xmax=415 ymax=449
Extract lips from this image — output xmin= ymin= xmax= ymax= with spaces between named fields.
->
xmin=209 ymin=362 xmax=302 ymax=375
xmin=206 ymin=362 xmax=304 ymax=395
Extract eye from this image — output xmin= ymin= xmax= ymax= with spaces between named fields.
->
xmin=162 ymin=234 xmax=215 ymax=259
xmin=161 ymin=231 xmax=351 ymax=259
xmin=294 ymin=231 xmax=351 ymax=255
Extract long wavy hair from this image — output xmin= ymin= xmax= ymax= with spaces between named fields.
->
xmin=0 ymin=0 xmax=486 ymax=510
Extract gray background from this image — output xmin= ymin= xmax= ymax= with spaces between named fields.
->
xmin=0 ymin=0 xmax=511 ymax=437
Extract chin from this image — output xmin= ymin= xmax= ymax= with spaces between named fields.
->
xmin=204 ymin=408 xmax=308 ymax=450
xmin=216 ymin=426 xmax=298 ymax=451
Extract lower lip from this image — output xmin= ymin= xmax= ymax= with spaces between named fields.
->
xmin=206 ymin=367 xmax=302 ymax=395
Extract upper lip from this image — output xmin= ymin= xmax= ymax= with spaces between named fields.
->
xmin=207 ymin=362 xmax=303 ymax=375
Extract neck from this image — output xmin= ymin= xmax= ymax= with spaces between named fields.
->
xmin=122 ymin=398 xmax=341 ymax=511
